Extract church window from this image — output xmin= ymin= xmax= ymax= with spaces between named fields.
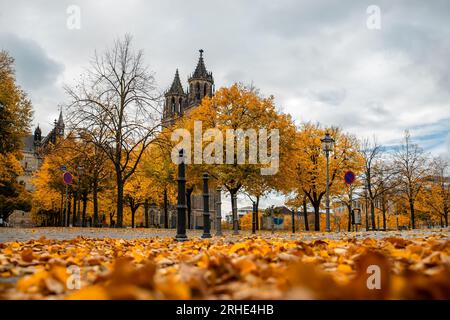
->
xmin=171 ymin=97 xmax=176 ymax=113
xmin=196 ymin=83 xmax=200 ymax=100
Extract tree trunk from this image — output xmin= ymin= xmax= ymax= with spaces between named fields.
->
xmin=116 ymin=169 xmax=124 ymax=228
xmin=230 ymin=190 xmax=239 ymax=233
xmin=186 ymin=187 xmax=193 ymax=229
xmin=370 ymin=200 xmax=376 ymax=231
xmin=445 ymin=211 xmax=448 ymax=228
xmin=93 ymin=178 xmax=99 ymax=227
xmin=144 ymin=199 xmax=149 ymax=228
xmin=82 ymin=193 xmax=87 ymax=227
xmin=364 ymin=193 xmax=369 ymax=231
xmin=72 ymin=192 xmax=77 ymax=227
xmin=409 ymin=198 xmax=416 ymax=229
xmin=109 ymin=212 xmax=114 ymax=227
xmin=60 ymin=192 xmax=64 ymax=227
xmin=131 ymin=208 xmax=136 ymax=228
xmin=347 ymin=204 xmax=352 ymax=232
xmin=150 ymin=206 xmax=155 ymax=227
xmin=381 ymin=195 xmax=387 ymax=231
xmin=313 ymin=202 xmax=320 ymax=231
xmin=303 ymin=198 xmax=309 ymax=231
xmin=163 ymin=188 xmax=168 ymax=228
xmin=67 ymin=194 xmax=72 ymax=227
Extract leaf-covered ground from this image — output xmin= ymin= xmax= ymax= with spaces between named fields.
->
xmin=0 ymin=229 xmax=449 ymax=300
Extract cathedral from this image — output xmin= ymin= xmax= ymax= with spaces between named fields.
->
xmin=18 ymin=110 xmax=65 ymax=192
xmin=162 ymin=49 xmax=215 ymax=125
xmin=158 ymin=50 xmax=221 ymax=230
xmin=8 ymin=111 xmax=64 ymax=227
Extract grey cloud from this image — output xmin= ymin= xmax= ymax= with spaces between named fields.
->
xmin=0 ymin=33 xmax=64 ymax=91
xmin=0 ymin=1 xmax=448 ymax=155
xmin=313 ymin=88 xmax=347 ymax=106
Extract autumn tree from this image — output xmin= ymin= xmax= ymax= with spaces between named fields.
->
xmin=291 ymin=123 xmax=362 ymax=231
xmin=31 ymin=134 xmax=82 ymax=225
xmin=141 ymin=141 xmax=177 ymax=228
xmin=66 ymin=35 xmax=162 ymax=227
xmin=416 ymin=156 xmax=449 ymax=227
xmin=334 ymin=182 xmax=359 ymax=231
xmin=393 ymin=131 xmax=429 ymax=229
xmin=174 ymin=83 xmax=296 ymax=234
xmin=73 ymin=132 xmax=112 ymax=226
xmin=360 ymin=139 xmax=400 ymax=231
xmin=0 ymin=51 xmax=33 ymax=223
xmin=0 ymin=51 xmax=33 ymax=154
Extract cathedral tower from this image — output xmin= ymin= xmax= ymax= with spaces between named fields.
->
xmin=164 ymin=69 xmax=186 ymax=122
xmin=187 ymin=49 xmax=214 ymax=109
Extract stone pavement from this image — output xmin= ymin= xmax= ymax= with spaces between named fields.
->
xmin=0 ymin=227 xmax=448 ymax=243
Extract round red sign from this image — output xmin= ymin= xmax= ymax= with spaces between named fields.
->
xmin=344 ymin=171 xmax=355 ymax=184
xmin=63 ymin=172 xmax=73 ymax=184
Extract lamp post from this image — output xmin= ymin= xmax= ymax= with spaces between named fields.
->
xmin=201 ymin=172 xmax=212 ymax=238
xmin=175 ymin=149 xmax=188 ymax=241
xmin=232 ymin=193 xmax=239 ymax=235
xmin=215 ymin=187 xmax=223 ymax=236
xmin=77 ymin=166 xmax=84 ymax=227
xmin=321 ymin=132 xmax=335 ymax=232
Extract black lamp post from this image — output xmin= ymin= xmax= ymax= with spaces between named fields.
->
xmin=201 ymin=172 xmax=212 ymax=238
xmin=232 ymin=193 xmax=239 ymax=235
xmin=252 ymin=202 xmax=257 ymax=234
xmin=321 ymin=132 xmax=335 ymax=232
xmin=175 ymin=149 xmax=188 ymax=241
xmin=215 ymin=187 xmax=223 ymax=236
xmin=77 ymin=165 xmax=84 ymax=227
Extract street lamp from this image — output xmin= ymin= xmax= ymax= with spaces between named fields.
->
xmin=77 ymin=166 xmax=84 ymax=227
xmin=201 ymin=172 xmax=212 ymax=238
xmin=215 ymin=187 xmax=223 ymax=236
xmin=321 ymin=132 xmax=335 ymax=232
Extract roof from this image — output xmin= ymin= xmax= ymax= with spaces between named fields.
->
xmin=166 ymin=69 xmax=185 ymax=96
xmin=57 ymin=110 xmax=64 ymax=127
xmin=190 ymin=49 xmax=213 ymax=82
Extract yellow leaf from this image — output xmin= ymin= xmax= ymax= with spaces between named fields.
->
xmin=337 ymin=264 xmax=353 ymax=274
xmin=229 ymin=243 xmax=247 ymax=254
xmin=66 ymin=285 xmax=109 ymax=300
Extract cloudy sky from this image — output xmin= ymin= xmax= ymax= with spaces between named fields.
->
xmin=1 ymin=0 xmax=449 ymax=211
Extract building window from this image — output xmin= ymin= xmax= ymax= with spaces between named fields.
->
xmin=196 ymin=83 xmax=200 ymax=100
xmin=171 ymin=97 xmax=176 ymax=113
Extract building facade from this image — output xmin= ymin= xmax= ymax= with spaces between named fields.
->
xmin=8 ymin=111 xmax=65 ymax=227
xmin=17 ymin=110 xmax=65 ymax=192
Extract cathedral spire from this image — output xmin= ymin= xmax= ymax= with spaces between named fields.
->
xmin=57 ymin=109 xmax=64 ymax=127
xmin=167 ymin=69 xmax=185 ymax=95
xmin=34 ymin=124 xmax=42 ymax=142
xmin=191 ymin=49 xmax=213 ymax=81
